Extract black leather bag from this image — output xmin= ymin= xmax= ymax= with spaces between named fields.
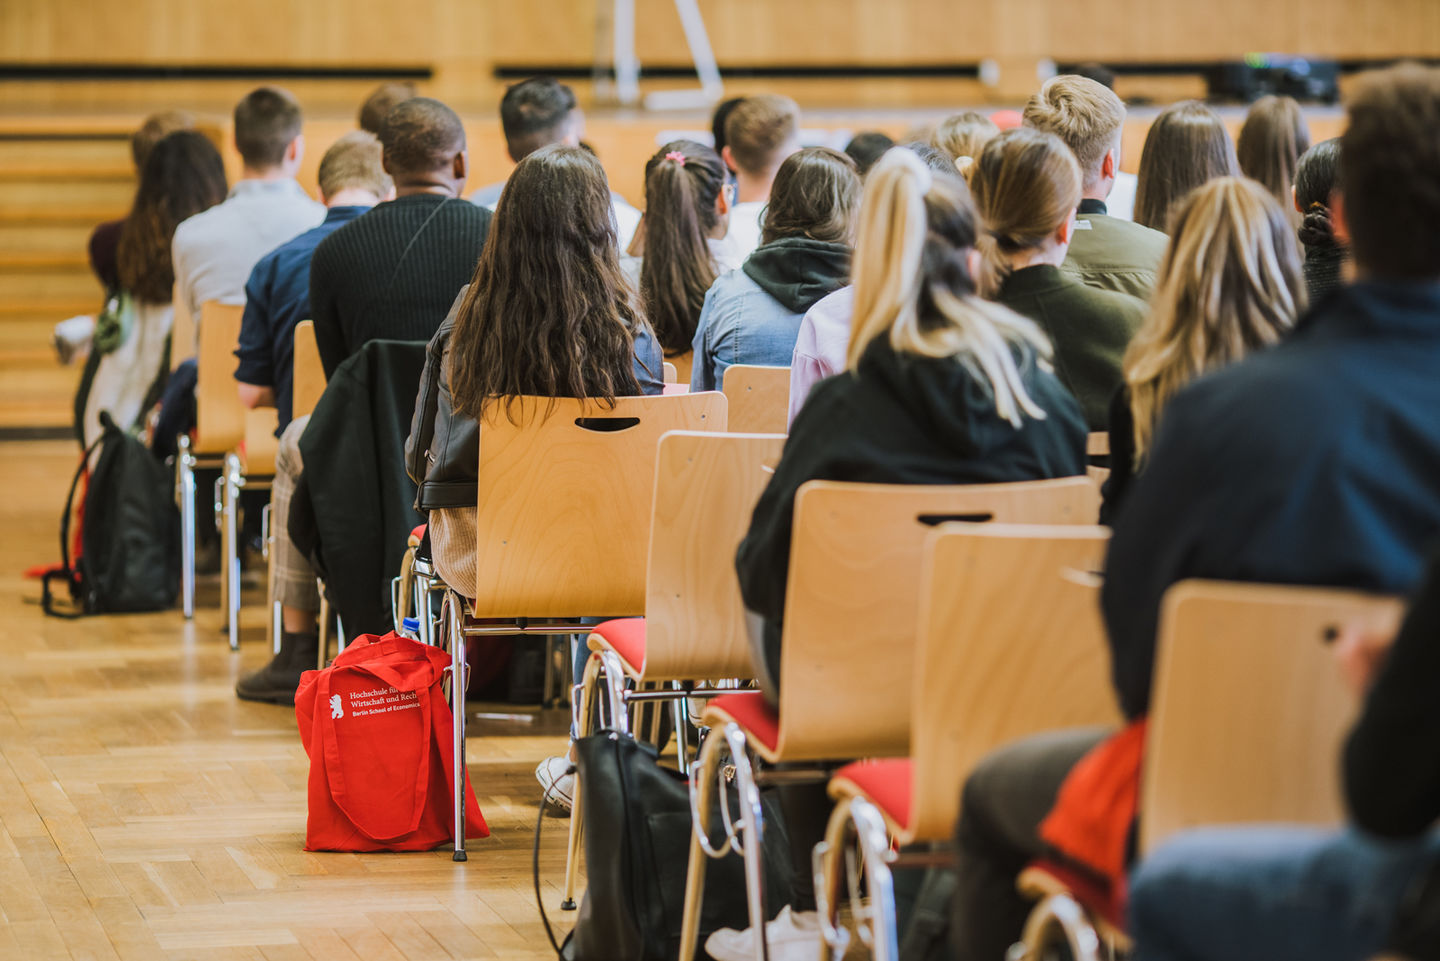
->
xmin=535 ymin=730 xmax=794 ymax=961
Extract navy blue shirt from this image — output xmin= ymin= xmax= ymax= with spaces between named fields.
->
xmin=234 ymin=205 xmax=368 ymax=435
xmin=1102 ymin=280 xmax=1440 ymax=719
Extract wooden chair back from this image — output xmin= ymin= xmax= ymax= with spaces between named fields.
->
xmin=1087 ymin=432 xmax=1109 ymax=457
xmin=194 ymin=301 xmax=245 ymax=455
xmin=906 ymin=523 xmax=1120 ymax=842
xmin=291 ymin=319 xmax=326 ymax=420
xmin=773 ymin=476 xmax=1101 ymax=762
xmin=241 ymin=409 xmax=280 ymax=476
xmin=640 ymin=431 xmax=787 ymax=681
xmin=663 ymin=362 xmax=678 ymax=384
xmin=1140 ymin=580 xmax=1403 ymax=855
xmin=469 ymin=392 xmax=727 ymax=617
xmin=170 ymin=284 xmax=196 ymax=370
xmin=723 ymin=364 xmax=790 ymax=435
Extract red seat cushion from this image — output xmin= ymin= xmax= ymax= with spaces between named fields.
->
xmin=410 ymin=523 xmax=427 ymax=542
xmin=832 ymin=758 xmax=912 ymax=832
xmin=705 ymin=692 xmax=779 ymax=754
xmin=1024 ymin=858 xmax=1127 ymax=931
xmin=590 ymin=617 xmax=646 ymax=674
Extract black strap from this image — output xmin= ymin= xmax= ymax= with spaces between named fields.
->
xmin=43 ymin=426 xmax=108 ymax=618
xmin=533 ymin=761 xmax=578 ymax=960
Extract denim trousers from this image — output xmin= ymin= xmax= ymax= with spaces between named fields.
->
xmin=1128 ymin=824 xmax=1440 ymax=961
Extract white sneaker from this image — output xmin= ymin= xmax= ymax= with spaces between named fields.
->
xmin=705 ymin=906 xmax=825 ymax=961
xmin=535 ymin=755 xmax=575 ymax=813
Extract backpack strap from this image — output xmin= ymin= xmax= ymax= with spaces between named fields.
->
xmin=42 ymin=427 xmax=107 ymax=619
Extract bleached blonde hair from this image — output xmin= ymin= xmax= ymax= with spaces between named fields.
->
xmin=846 ymin=148 xmax=1055 ymax=428
xmin=1124 ymin=176 xmax=1304 ymax=460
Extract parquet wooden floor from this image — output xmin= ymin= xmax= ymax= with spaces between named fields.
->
xmin=0 ymin=440 xmax=578 ymax=961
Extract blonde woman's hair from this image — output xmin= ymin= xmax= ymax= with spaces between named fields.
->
xmin=1124 ymin=176 xmax=1304 ymax=461
xmin=846 ymin=148 xmax=1055 ymax=428
xmin=931 ymin=111 xmax=999 ymax=182
xmin=969 ymin=127 xmax=1083 ymax=297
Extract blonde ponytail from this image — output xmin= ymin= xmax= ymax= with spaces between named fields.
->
xmin=846 ymin=148 xmax=1053 ymax=428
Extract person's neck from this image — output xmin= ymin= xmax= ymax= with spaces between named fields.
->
xmin=325 ymin=189 xmax=380 ymax=208
xmin=238 ymin=166 xmax=294 ymax=184
xmin=1007 ymin=243 xmax=1067 ymax=272
xmin=1081 ymin=180 xmax=1112 ymax=204
xmin=734 ymin=170 xmax=774 ymax=205
xmin=395 ymin=176 xmax=459 ymax=199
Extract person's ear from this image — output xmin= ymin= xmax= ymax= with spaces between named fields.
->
xmin=1331 ymin=190 xmax=1350 ymax=243
xmin=1101 ymin=147 xmax=1118 ymax=181
xmin=966 ymin=248 xmax=982 ymax=279
xmin=287 ymin=134 xmax=304 ymax=167
xmin=1056 ymin=210 xmax=1076 ymax=246
xmin=716 ymin=182 xmax=732 ymax=217
xmin=721 ymin=145 xmax=738 ymax=175
xmin=453 ymin=149 xmax=468 ymax=185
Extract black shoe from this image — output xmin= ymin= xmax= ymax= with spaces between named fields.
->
xmin=236 ymin=630 xmax=319 ymax=705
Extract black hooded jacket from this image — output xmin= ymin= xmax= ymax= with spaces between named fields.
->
xmin=735 ymin=333 xmax=1088 ymax=692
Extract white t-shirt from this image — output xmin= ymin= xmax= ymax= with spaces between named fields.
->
xmin=1108 ymin=172 xmax=1138 ymax=222
xmin=717 ymin=200 xmax=766 ymax=263
xmin=472 ymin=182 xmax=641 ymax=253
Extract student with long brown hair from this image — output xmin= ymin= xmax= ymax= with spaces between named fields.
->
xmin=627 ymin=140 xmax=739 ymax=383
xmin=1237 ymin=94 xmax=1311 ymax=216
xmin=1133 ymin=100 xmax=1240 ymax=231
xmin=972 ymin=127 xmax=1147 ymax=428
xmin=81 ymin=130 xmax=227 ymax=447
xmin=1102 ymin=176 xmax=1304 ymax=522
xmin=404 ymin=144 xmax=661 ymax=810
xmin=690 ymin=147 xmax=861 ymax=391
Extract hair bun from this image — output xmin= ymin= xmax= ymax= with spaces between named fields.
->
xmin=1297 ymin=201 xmax=1336 ymax=250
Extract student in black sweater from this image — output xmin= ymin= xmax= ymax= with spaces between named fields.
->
xmin=712 ymin=149 xmax=1085 ymax=961
xmin=1099 ymin=177 xmax=1302 ymax=524
xmin=308 ymin=97 xmax=492 ymax=377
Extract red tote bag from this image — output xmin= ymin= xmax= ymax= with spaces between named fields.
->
xmin=295 ymin=632 xmax=489 ymax=852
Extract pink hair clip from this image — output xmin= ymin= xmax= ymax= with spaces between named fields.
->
xmin=664 ymin=150 xmax=687 ymax=166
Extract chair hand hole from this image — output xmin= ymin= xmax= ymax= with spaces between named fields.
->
xmin=917 ymin=512 xmax=994 ymax=526
xmin=574 ymin=416 xmax=641 ymax=432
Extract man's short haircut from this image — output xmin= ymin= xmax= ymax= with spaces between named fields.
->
xmin=499 ymin=77 xmax=578 ymax=162
xmin=358 ymin=81 xmax=418 ymax=134
xmin=1023 ymin=74 xmax=1126 ymax=188
xmin=233 ymin=86 xmax=304 ymax=169
xmin=902 ymin=141 xmax=961 ymax=176
xmin=1341 ymin=63 xmax=1440 ymax=280
xmin=845 ymin=131 xmax=896 ymax=176
xmin=378 ymin=97 xmax=466 ymax=177
xmin=724 ymin=94 xmax=801 ymax=176
xmin=711 ymin=97 xmax=746 ymax=159
xmin=318 ymin=130 xmax=392 ymax=199
xmin=132 ymin=111 xmax=195 ymax=171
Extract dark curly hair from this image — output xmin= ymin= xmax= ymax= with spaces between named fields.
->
xmin=115 ymin=130 xmax=227 ymax=304
xmin=1294 ymin=138 xmax=1341 ymax=251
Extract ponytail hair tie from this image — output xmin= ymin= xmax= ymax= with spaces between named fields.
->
xmin=664 ymin=151 xmax=687 ymax=166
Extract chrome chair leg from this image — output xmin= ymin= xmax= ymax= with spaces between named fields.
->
xmin=316 ymin=580 xmax=330 ymax=670
xmin=597 ymin=649 xmax=631 ymax=737
xmin=221 ymin=452 xmax=242 ymax=648
xmin=441 ymin=589 xmax=468 ymax=861
xmin=726 ymin=724 xmax=771 ymax=961
xmin=176 ymin=435 xmax=196 ymax=619
xmin=849 ymin=797 xmax=900 ymax=961
xmin=1015 ymin=893 xmax=1105 ymax=961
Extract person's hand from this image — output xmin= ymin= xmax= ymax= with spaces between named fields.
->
xmin=1333 ymin=623 xmax=1397 ymax=698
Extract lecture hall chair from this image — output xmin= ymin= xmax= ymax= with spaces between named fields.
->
xmin=1013 ymin=580 xmax=1403 ymax=961
xmin=812 ymin=522 xmax=1120 ymax=960
xmin=722 ymin=364 xmax=791 ymax=434
xmin=435 ymin=390 xmax=727 ymax=859
xmin=677 ymin=476 xmax=1102 ymax=961
xmin=561 ymin=429 xmax=786 ymax=909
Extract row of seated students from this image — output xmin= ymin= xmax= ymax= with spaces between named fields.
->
xmin=79 ymin=60 xmax=1440 ymax=961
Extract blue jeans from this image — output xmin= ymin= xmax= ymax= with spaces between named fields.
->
xmin=1129 ymin=825 xmax=1440 ymax=961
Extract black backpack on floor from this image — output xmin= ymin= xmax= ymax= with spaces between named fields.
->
xmin=42 ymin=411 xmax=180 ymax=617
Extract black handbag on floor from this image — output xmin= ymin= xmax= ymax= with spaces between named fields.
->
xmin=535 ymin=731 xmax=795 ymax=961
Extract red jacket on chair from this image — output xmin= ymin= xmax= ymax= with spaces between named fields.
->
xmin=295 ymin=632 xmax=488 ymax=851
